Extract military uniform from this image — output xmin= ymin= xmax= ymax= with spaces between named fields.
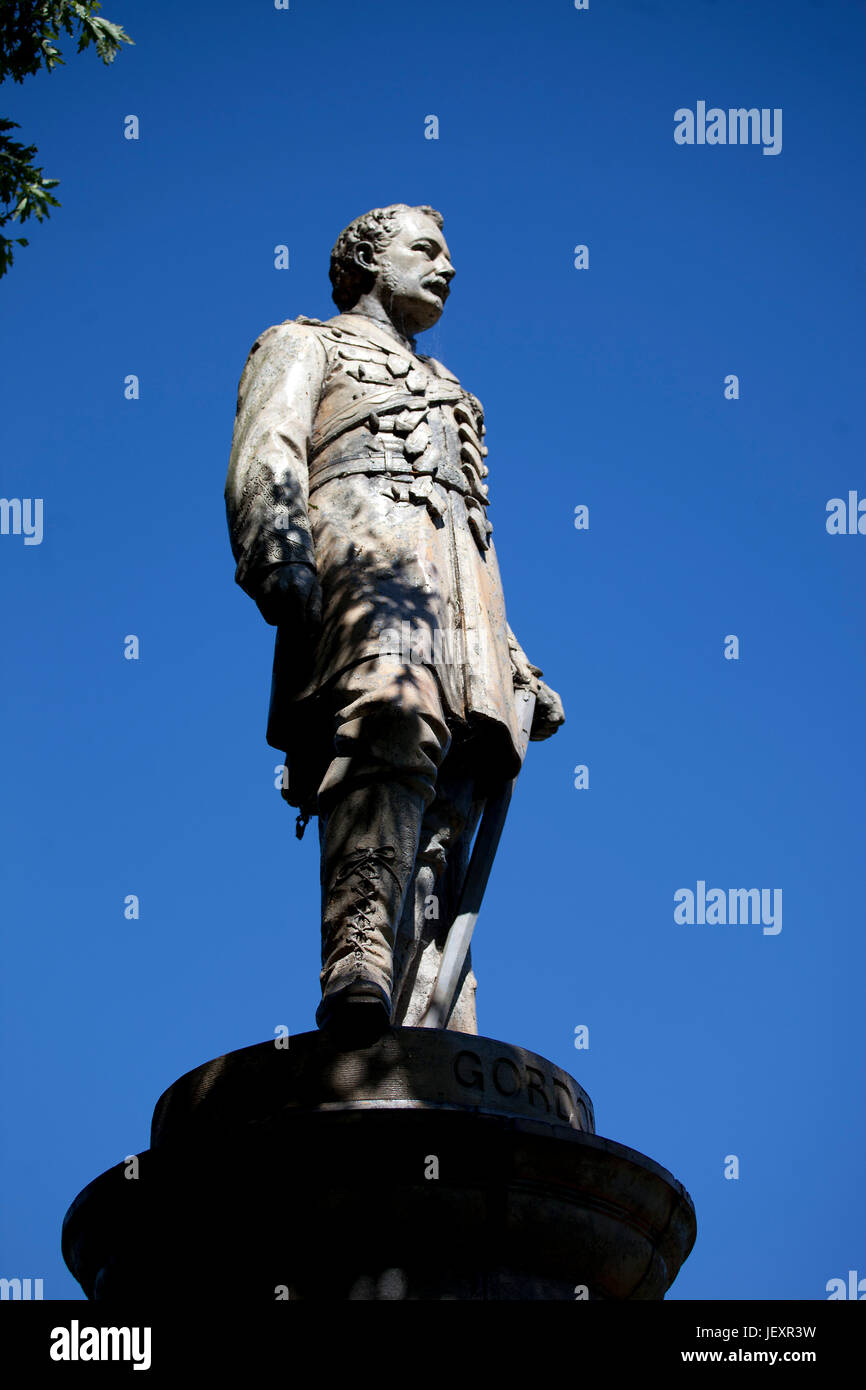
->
xmin=226 ymin=310 xmax=543 ymax=1031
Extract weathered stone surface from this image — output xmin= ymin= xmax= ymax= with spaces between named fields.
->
xmin=225 ymin=204 xmax=566 ymax=1037
xmin=150 ymin=1028 xmax=596 ymax=1142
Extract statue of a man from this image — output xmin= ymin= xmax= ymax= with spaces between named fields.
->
xmin=225 ymin=204 xmax=563 ymax=1038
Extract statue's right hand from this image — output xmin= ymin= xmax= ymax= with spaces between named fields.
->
xmin=255 ymin=562 xmax=323 ymax=638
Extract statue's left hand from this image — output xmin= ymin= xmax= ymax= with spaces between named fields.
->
xmin=255 ymin=561 xmax=323 ymax=635
xmin=530 ymin=680 xmax=565 ymax=741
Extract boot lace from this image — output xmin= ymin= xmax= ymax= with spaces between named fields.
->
xmin=329 ymin=847 xmax=400 ymax=957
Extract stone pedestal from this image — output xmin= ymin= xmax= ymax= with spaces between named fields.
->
xmin=62 ymin=1029 xmax=696 ymax=1300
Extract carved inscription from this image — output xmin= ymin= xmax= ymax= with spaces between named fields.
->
xmin=453 ymin=1050 xmax=585 ymax=1128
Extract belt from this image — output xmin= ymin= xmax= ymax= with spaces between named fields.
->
xmin=308 ymin=455 xmax=470 ymax=497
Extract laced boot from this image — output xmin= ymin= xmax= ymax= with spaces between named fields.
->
xmin=315 ymin=783 xmax=425 ymax=1039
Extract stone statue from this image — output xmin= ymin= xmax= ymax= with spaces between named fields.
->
xmin=67 ymin=209 xmax=696 ymax=1310
xmin=225 ymin=203 xmax=564 ymax=1039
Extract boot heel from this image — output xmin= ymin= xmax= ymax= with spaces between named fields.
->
xmin=316 ymin=980 xmax=391 ymax=1040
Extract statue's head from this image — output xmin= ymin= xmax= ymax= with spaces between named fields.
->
xmin=329 ymin=203 xmax=454 ymax=335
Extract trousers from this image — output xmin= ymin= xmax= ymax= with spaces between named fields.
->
xmin=315 ymin=656 xmax=483 ymax=1032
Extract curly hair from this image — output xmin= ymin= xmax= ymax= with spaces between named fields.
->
xmin=329 ymin=204 xmax=444 ymax=312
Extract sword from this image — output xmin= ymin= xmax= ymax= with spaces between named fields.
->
xmin=418 ymin=686 xmax=536 ymax=1030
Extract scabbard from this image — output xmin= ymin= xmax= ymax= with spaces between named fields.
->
xmin=419 ymin=687 xmax=536 ymax=1030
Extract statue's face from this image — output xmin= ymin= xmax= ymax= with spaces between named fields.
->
xmin=364 ymin=210 xmax=455 ymax=334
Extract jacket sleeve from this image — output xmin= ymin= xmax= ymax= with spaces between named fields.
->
xmin=225 ymin=320 xmax=328 ymax=602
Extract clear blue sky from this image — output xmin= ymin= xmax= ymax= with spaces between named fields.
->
xmin=1 ymin=0 xmax=864 ymax=1300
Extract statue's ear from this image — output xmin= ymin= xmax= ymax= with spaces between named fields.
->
xmin=353 ymin=240 xmax=376 ymax=272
